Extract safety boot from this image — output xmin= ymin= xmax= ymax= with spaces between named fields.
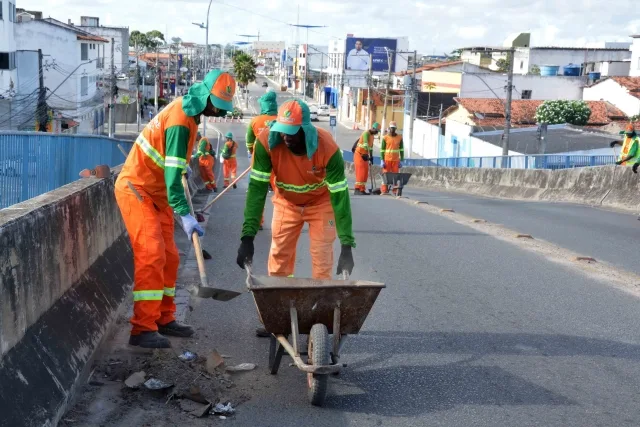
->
xmin=255 ymin=327 xmax=270 ymax=338
xmin=129 ymin=331 xmax=171 ymax=348
xmin=158 ymin=321 xmax=195 ymax=338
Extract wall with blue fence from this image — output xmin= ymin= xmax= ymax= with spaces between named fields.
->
xmin=341 ymin=150 xmax=616 ymax=171
xmin=0 ymin=132 xmax=133 ymax=209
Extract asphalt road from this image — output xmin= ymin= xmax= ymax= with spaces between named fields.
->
xmin=184 ymin=118 xmax=640 ymax=426
xmin=401 ymin=186 xmax=640 ymax=276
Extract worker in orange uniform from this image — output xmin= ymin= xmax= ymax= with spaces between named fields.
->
xmin=611 ymin=123 xmax=640 ymax=167
xmin=246 ymin=90 xmax=279 ymax=229
xmin=380 ymin=121 xmax=404 ymax=194
xmin=221 ymin=132 xmax=238 ymax=189
xmin=352 ymin=122 xmax=379 ymax=195
xmin=196 ymin=132 xmax=217 ymax=192
xmin=236 ymin=98 xmax=355 ymax=289
xmin=115 ymin=70 xmax=235 ymax=348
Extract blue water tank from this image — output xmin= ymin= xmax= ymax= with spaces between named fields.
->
xmin=588 ymin=72 xmax=601 ymax=81
xmin=540 ymin=65 xmax=560 ymax=76
xmin=563 ymin=64 xmax=581 ymax=76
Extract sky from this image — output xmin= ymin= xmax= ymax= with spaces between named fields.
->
xmin=20 ymin=0 xmax=640 ymax=54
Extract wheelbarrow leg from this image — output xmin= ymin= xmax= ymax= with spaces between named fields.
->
xmin=269 ymin=335 xmax=287 ymax=375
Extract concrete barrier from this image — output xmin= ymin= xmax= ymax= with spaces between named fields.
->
xmin=344 ymin=161 xmax=640 ymax=213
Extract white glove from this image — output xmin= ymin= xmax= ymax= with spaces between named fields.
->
xmin=219 ymin=156 xmax=225 ymax=164
xmin=180 ymin=214 xmax=204 ymax=240
xmin=380 ymin=159 xmax=385 ymax=167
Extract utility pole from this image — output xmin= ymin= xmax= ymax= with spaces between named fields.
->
xmin=381 ymin=48 xmax=393 ymax=133
xmin=302 ymin=44 xmax=308 ymax=101
xmin=36 ymin=49 xmax=47 ymax=132
xmin=136 ymin=41 xmax=140 ymax=132
xmin=365 ymin=53 xmax=373 ymax=130
xmin=174 ymin=43 xmax=179 ymax=97
xmin=109 ymin=38 xmax=115 ymax=138
xmin=502 ymin=47 xmax=515 ymax=158
xmin=407 ymin=50 xmax=417 ymax=159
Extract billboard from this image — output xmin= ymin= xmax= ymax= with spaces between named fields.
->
xmin=345 ymin=37 xmax=397 ymax=72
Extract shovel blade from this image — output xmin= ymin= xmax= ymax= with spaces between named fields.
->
xmin=190 ymin=286 xmax=242 ymax=301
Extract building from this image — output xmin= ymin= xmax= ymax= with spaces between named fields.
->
xmin=460 ymin=73 xmax=585 ymax=101
xmin=293 ymin=44 xmax=329 ymax=99
xmin=461 ymin=43 xmax=631 ymax=76
xmin=15 ymin=17 xmax=108 ymax=133
xmin=583 ymin=76 xmax=640 ymax=118
xmin=0 ymin=0 xmax=18 ymax=99
xmin=77 ymin=17 xmax=130 ymax=77
xmin=630 ymin=35 xmax=640 ymax=77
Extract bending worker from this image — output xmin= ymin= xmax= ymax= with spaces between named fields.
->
xmin=380 ymin=121 xmax=404 ymax=194
xmin=115 ymin=70 xmax=235 ymax=348
xmin=196 ymin=131 xmax=217 ymax=192
xmin=352 ymin=122 xmax=379 ymax=195
xmin=611 ymin=123 xmax=640 ymax=169
xmin=236 ymin=99 xmax=355 ymax=280
xmin=221 ymin=132 xmax=238 ymax=189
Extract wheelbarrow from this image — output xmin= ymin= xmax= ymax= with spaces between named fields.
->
xmin=382 ymin=172 xmax=412 ymax=197
xmin=246 ymin=268 xmax=385 ymax=406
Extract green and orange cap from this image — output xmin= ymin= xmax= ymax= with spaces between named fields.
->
xmin=269 ymin=99 xmax=319 ymax=158
xmin=182 ymin=69 xmax=236 ymax=116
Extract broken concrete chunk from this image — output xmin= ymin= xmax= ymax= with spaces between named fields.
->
xmin=190 ymin=402 xmax=213 ymax=418
xmin=206 ymin=350 xmax=225 ymax=373
xmin=124 ymin=371 xmax=146 ymax=389
xmin=144 ymin=378 xmax=173 ymax=390
xmin=225 ymin=363 xmax=256 ymax=372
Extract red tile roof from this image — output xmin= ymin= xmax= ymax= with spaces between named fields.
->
xmin=452 ymin=98 xmax=628 ymax=127
xmin=610 ymin=77 xmax=640 ymax=99
xmin=396 ymin=61 xmax=462 ymax=76
xmin=77 ymin=34 xmax=108 ymax=43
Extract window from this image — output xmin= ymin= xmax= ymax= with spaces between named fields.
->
xmin=0 ymin=52 xmax=16 ymax=70
xmin=520 ymin=61 xmax=524 ymax=70
xmin=521 ymin=90 xmax=532 ymax=100
xmin=8 ymin=1 xmax=14 ymax=22
xmin=81 ymin=76 xmax=88 ymax=96
xmin=81 ymin=43 xmax=88 ymax=60
xmin=0 ymin=2 xmax=3 ymax=20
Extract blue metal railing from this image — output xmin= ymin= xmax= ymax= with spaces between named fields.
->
xmin=342 ymin=151 xmax=616 ymax=170
xmin=0 ymin=132 xmax=133 ymax=209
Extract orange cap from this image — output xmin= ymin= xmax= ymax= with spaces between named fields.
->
xmin=626 ymin=123 xmax=635 ymax=133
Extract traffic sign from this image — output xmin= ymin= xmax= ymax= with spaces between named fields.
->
xmin=329 ymin=115 xmax=336 ymax=127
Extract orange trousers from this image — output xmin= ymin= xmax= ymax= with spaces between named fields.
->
xmin=268 ymin=196 xmax=336 ymax=279
xmin=354 ymin=153 xmax=369 ymax=191
xmin=223 ymin=158 xmax=237 ymax=186
xmin=381 ymin=160 xmax=400 ymax=193
xmin=198 ymin=155 xmax=216 ymax=190
xmin=115 ymin=188 xmax=178 ymax=335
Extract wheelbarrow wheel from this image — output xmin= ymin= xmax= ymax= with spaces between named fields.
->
xmin=307 ymin=323 xmax=330 ymax=406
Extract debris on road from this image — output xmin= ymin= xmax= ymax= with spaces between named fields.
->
xmin=178 ymin=351 xmax=198 ymax=362
xmin=190 ymin=402 xmax=213 ymax=418
xmin=211 ymin=402 xmax=235 ymax=416
xmin=144 ymin=378 xmax=173 ymax=390
xmin=124 ymin=371 xmax=146 ymax=389
xmin=225 ymin=363 xmax=256 ymax=372
xmin=206 ymin=350 xmax=225 ymax=373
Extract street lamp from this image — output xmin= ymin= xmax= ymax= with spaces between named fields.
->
xmin=192 ymin=0 xmax=214 ymax=74
xmin=290 ymin=24 xmax=326 ymax=101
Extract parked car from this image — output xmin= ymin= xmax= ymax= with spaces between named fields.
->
xmin=226 ymin=107 xmax=244 ymax=119
xmin=261 ymin=82 xmax=268 ymax=87
xmin=309 ymin=107 xmax=318 ymax=122
xmin=317 ymin=105 xmax=330 ymax=116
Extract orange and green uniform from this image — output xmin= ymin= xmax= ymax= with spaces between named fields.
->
xmin=354 ymin=128 xmax=375 ymax=191
xmin=114 ymin=70 xmax=235 ymax=336
xmin=380 ymin=133 xmax=404 ymax=193
xmin=196 ymin=137 xmax=217 ymax=190
xmin=619 ymin=134 xmax=640 ymax=166
xmin=221 ymin=139 xmax=238 ymax=186
xmin=241 ymin=100 xmax=354 ymax=279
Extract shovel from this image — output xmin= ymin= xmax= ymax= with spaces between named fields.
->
xmin=196 ymin=166 xmax=251 ymax=217
xmin=181 ymin=175 xmax=242 ymax=301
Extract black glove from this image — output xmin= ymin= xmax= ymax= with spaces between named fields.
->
xmin=610 ymin=140 xmax=621 ymax=148
xmin=361 ymin=154 xmax=370 ymax=162
xmin=336 ymin=245 xmax=354 ymax=275
xmin=616 ymin=160 xmax=624 ymax=165
xmin=369 ymin=156 xmax=374 ymax=165
xmin=633 ymin=163 xmax=639 ymax=174
xmin=236 ymin=236 xmax=254 ymax=269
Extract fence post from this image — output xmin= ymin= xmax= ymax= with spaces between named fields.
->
xmin=565 ymin=156 xmax=571 ymax=169
xmin=508 ymin=156 xmax=512 ymax=169
xmin=590 ymin=156 xmax=596 ymax=167
xmin=479 ymin=157 xmax=483 ymax=168
xmin=21 ymin=138 xmax=30 ymax=202
xmin=493 ymin=157 xmax=496 ymax=168
xmin=524 ymin=156 xmax=528 ymax=169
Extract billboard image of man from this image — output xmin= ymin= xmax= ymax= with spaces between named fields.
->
xmin=346 ymin=40 xmax=370 ymax=71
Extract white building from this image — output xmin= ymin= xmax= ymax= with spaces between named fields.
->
xmin=630 ymin=35 xmax=640 ymax=77
xmin=15 ymin=18 xmax=108 ymax=134
xmin=460 ymin=73 xmax=585 ymax=100
xmin=583 ymin=76 xmax=640 ymax=118
xmin=77 ymin=17 xmax=130 ymax=77
xmin=0 ymin=0 xmax=18 ymax=98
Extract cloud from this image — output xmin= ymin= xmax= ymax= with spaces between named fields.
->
xmin=17 ymin=0 xmax=638 ymax=53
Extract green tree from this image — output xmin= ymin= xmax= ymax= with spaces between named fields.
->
xmin=233 ymin=52 xmax=256 ymax=108
xmin=448 ymin=48 xmax=462 ymax=59
xmin=535 ymin=100 xmax=592 ymax=125
xmin=424 ymin=82 xmax=436 ymax=119
xmin=530 ymin=64 xmax=541 ymax=75
xmin=496 ymin=58 xmax=510 ymax=73
xmin=121 ymin=95 xmax=131 ymax=132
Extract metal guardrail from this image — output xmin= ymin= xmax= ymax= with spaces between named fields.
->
xmin=341 ymin=151 xmax=616 ymax=170
xmin=0 ymin=132 xmax=133 ymax=209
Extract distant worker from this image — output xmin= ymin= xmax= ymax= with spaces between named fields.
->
xmin=115 ymin=70 xmax=235 ymax=348
xmin=380 ymin=121 xmax=404 ymax=194
xmin=611 ymin=123 xmax=640 ymax=169
xmin=352 ymin=122 xmax=379 ymax=195
xmin=196 ymin=131 xmax=217 ymax=192
xmin=236 ymin=98 xmax=355 ymax=293
xmin=221 ymin=132 xmax=238 ymax=189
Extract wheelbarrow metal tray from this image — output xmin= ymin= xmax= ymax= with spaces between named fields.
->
xmin=248 ymin=275 xmax=385 ymax=335
xmin=382 ymin=172 xmax=412 ymax=186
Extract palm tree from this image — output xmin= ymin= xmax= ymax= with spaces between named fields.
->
xmin=233 ymin=52 xmax=257 ymax=108
xmin=424 ymin=82 xmax=436 ymax=118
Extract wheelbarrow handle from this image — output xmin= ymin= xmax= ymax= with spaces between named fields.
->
xmin=245 ymin=263 xmax=253 ymax=289
xmin=342 ymin=270 xmax=349 ymax=280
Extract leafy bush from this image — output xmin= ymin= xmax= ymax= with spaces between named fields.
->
xmin=535 ymin=100 xmax=591 ymax=125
